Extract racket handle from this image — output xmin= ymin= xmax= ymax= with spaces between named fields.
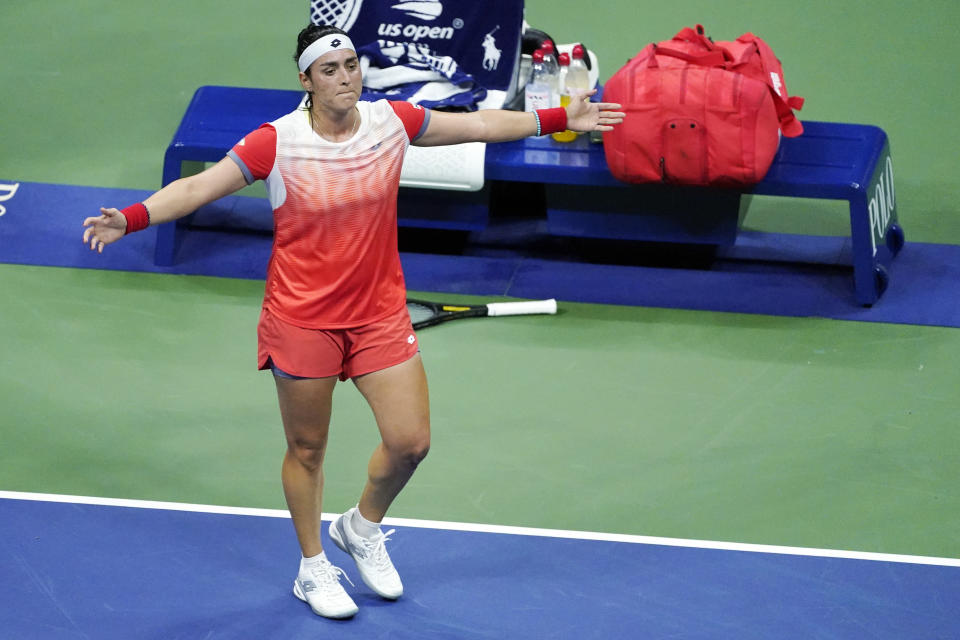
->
xmin=486 ymin=299 xmax=558 ymax=317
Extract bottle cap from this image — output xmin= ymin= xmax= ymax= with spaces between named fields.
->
xmin=572 ymin=44 xmax=585 ymax=59
xmin=558 ymin=52 xmax=570 ymax=66
xmin=540 ymin=41 xmax=555 ymax=54
xmin=532 ymin=49 xmax=544 ymax=63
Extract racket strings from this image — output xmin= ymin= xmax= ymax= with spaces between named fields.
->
xmin=406 ymin=302 xmax=437 ymax=326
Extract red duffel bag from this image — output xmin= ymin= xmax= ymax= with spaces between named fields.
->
xmin=602 ymin=24 xmax=805 ymax=187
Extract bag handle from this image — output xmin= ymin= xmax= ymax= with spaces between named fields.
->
xmin=736 ymin=33 xmax=805 ymax=137
xmin=649 ymin=44 xmax=729 ymax=68
xmin=673 ymin=24 xmax=716 ymax=51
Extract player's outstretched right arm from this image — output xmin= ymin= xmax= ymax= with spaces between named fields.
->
xmin=82 ymin=157 xmax=248 ymax=253
xmin=413 ymin=90 xmax=624 ymax=147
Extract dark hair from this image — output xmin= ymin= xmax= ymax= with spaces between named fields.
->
xmin=294 ymin=24 xmax=349 ymax=70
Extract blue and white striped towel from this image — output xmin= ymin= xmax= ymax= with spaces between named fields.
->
xmin=358 ymin=39 xmax=488 ymax=110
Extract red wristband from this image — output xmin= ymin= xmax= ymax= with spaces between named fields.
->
xmin=535 ymin=107 xmax=567 ymax=136
xmin=121 ymin=203 xmax=150 ymax=234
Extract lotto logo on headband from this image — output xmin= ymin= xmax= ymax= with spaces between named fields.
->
xmin=298 ymin=34 xmax=357 ymax=72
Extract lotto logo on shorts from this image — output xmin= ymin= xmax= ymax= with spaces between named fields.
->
xmin=407 ymin=334 xmax=416 ymax=344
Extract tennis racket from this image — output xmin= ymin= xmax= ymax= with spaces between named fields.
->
xmin=406 ymin=298 xmax=558 ymax=329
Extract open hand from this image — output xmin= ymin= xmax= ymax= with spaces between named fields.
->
xmin=565 ymin=89 xmax=625 ymax=133
xmin=82 ymin=207 xmax=127 ymax=253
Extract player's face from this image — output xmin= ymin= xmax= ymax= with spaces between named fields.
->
xmin=302 ymin=49 xmax=362 ymax=114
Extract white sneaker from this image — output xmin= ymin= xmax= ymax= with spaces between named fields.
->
xmin=292 ymin=555 xmax=359 ymax=619
xmin=329 ymin=508 xmax=404 ymax=599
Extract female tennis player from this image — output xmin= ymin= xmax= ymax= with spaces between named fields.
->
xmin=82 ymin=24 xmax=624 ymax=619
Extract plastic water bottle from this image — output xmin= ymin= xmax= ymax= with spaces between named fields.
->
xmin=551 ymin=52 xmax=577 ymax=142
xmin=568 ymin=44 xmax=591 ymax=96
xmin=552 ymin=45 xmax=591 ymax=143
xmin=539 ymin=41 xmax=560 ymax=107
xmin=524 ymin=49 xmax=551 ymax=112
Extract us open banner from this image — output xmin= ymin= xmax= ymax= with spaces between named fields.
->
xmin=308 ymin=0 xmax=523 ymax=93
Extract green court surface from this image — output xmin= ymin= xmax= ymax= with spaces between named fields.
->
xmin=2 ymin=264 xmax=958 ymax=560
xmin=1 ymin=1 xmax=959 ymax=571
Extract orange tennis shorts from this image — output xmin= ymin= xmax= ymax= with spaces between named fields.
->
xmin=257 ymin=304 xmax=419 ymax=381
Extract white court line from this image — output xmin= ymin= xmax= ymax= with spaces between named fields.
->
xmin=3 ymin=490 xmax=959 ymax=568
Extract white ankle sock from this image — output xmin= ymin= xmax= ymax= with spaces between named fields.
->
xmin=351 ymin=506 xmax=381 ymax=539
xmin=302 ymin=551 xmax=327 ymax=568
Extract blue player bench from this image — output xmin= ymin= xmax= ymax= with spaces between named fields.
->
xmin=157 ymin=85 xmax=903 ymax=306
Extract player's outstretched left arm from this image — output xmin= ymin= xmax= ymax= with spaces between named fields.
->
xmin=414 ymin=93 xmax=624 ymax=147
xmin=82 ymin=158 xmax=248 ymax=253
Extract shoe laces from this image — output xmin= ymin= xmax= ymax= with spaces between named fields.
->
xmin=307 ymin=557 xmax=355 ymax=590
xmin=362 ymin=528 xmax=397 ymax=572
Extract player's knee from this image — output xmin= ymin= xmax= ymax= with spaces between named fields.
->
xmin=394 ymin=433 xmax=430 ymax=470
xmin=287 ymin=435 xmax=328 ymax=472
xmin=407 ymin=438 xmax=430 ymax=469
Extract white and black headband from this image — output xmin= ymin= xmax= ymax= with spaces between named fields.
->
xmin=297 ymin=34 xmax=357 ymax=73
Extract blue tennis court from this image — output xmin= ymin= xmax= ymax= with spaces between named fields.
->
xmin=2 ymin=492 xmax=958 ymax=639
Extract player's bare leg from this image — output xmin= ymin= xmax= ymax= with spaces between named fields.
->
xmin=326 ymin=354 xmax=429 ymax=599
xmin=354 ymin=353 xmax=431 ymax=521
xmin=274 ymin=374 xmax=338 ymax=558
xmin=275 ymin=373 xmax=358 ymax=617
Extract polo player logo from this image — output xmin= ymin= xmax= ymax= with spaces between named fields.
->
xmin=482 ymin=26 xmax=501 ymax=71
